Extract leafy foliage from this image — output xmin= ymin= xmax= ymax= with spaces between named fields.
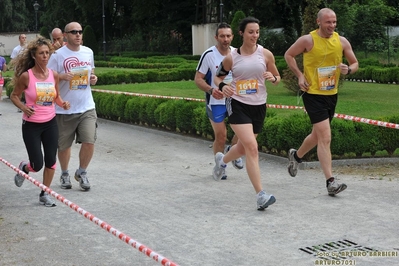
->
xmin=1 ymin=0 xmax=399 ymax=59
xmin=83 ymin=25 xmax=98 ymax=55
xmin=230 ymin=11 xmax=246 ymax=49
xmin=39 ymin=26 xmax=50 ymax=39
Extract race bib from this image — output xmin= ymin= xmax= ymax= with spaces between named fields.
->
xmin=35 ymin=82 xmax=56 ymax=106
xmin=236 ymin=79 xmax=258 ymax=95
xmin=70 ymin=67 xmax=89 ymax=90
xmin=317 ymin=66 xmax=336 ymax=91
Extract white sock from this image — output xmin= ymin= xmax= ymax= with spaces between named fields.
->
xmin=220 ymin=156 xmax=227 ymax=167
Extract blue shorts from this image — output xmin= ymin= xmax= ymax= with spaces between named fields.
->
xmin=206 ymin=104 xmax=228 ymax=123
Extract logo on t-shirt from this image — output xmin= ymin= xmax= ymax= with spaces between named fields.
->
xmin=63 ymin=56 xmax=91 ymax=90
xmin=63 ymin=57 xmax=91 ymax=73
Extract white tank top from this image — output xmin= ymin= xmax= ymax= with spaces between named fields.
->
xmin=230 ymin=45 xmax=267 ymax=105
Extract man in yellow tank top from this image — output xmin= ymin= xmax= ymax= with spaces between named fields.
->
xmin=284 ymin=8 xmax=359 ymax=196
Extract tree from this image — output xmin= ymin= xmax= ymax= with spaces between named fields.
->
xmin=385 ymin=0 xmax=399 ymax=26
xmin=283 ymin=0 xmax=322 ymax=94
xmin=83 ymin=25 xmax=99 ymax=55
xmin=347 ymin=0 xmax=395 ymax=54
xmin=230 ymin=11 xmax=246 ymax=48
xmin=39 ymin=26 xmax=50 ymax=39
xmin=0 ymin=0 xmax=30 ymax=32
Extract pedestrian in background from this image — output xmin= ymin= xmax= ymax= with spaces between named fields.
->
xmin=0 ymin=55 xmax=7 ymax=103
xmin=10 ymin=34 xmax=27 ymax=60
xmin=51 ymin=28 xmax=66 ymax=50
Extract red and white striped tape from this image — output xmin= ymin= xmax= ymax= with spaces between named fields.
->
xmin=0 ymin=157 xmax=179 ymax=266
xmin=334 ymin=113 xmax=399 ymax=129
xmin=91 ymin=89 xmax=399 ymax=129
xmin=92 ymin=89 xmax=204 ymax=102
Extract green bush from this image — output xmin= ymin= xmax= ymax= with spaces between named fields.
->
xmin=6 ymin=80 xmax=13 ymax=98
xmin=353 ymin=122 xmax=382 ymax=157
xmin=378 ymin=115 xmax=399 ymax=156
xmin=278 ymin=113 xmax=312 ymax=154
xmin=101 ymin=93 xmax=114 ymax=119
xmin=138 ymin=97 xmax=152 ymax=124
xmin=175 ymin=101 xmax=201 ymax=133
xmin=124 ymin=97 xmax=142 ymax=124
xmin=111 ymin=94 xmax=129 ymax=121
xmin=39 ymin=26 xmax=50 ymax=40
xmin=95 ymin=68 xmax=195 ymax=85
xmin=155 ymin=101 xmax=176 ymax=130
xmin=331 ymin=119 xmax=357 ymax=157
xmin=144 ymin=98 xmax=166 ymax=127
xmin=83 ymin=25 xmax=99 ymax=55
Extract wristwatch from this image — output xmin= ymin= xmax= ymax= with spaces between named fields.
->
xmin=347 ymin=67 xmax=352 ymax=75
xmin=207 ymin=88 xmax=214 ymax=95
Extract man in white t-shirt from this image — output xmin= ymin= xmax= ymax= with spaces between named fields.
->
xmin=194 ymin=23 xmax=244 ymax=180
xmin=10 ymin=34 xmax=27 ymax=59
xmin=48 ymin=22 xmax=98 ymax=191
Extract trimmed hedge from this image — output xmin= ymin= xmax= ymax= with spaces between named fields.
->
xmin=92 ymin=92 xmax=399 ymax=160
xmin=95 ymin=68 xmax=195 ymax=85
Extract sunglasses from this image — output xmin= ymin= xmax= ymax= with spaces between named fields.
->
xmin=66 ymin=30 xmax=83 ymax=35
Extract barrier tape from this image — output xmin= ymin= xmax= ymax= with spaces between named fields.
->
xmin=92 ymin=89 xmax=204 ymax=102
xmin=91 ymin=89 xmax=399 ymax=129
xmin=0 ymin=157 xmax=179 ymax=266
xmin=334 ymin=113 xmax=399 ymax=129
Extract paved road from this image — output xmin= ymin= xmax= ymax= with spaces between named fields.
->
xmin=1 ymin=97 xmax=398 ymax=266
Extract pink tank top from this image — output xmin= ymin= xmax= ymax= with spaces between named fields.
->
xmin=230 ymin=45 xmax=267 ymax=105
xmin=23 ymin=69 xmax=57 ymax=123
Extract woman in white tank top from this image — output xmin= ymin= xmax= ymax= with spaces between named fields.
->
xmin=213 ymin=17 xmax=281 ymax=211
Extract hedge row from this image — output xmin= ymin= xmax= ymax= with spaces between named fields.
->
xmin=93 ymin=57 xmax=289 ymax=85
xmin=95 ymin=68 xmax=195 ymax=85
xmin=349 ymin=66 xmax=399 ymax=84
xmin=93 ymin=92 xmax=399 ymax=160
xmin=95 ymin=60 xmax=194 ymax=69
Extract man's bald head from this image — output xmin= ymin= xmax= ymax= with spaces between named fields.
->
xmin=52 ymin=27 xmax=65 ymax=49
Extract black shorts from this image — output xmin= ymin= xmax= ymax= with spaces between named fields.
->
xmin=302 ymin=92 xmax=338 ymax=124
xmin=226 ymin=98 xmax=266 ymax=134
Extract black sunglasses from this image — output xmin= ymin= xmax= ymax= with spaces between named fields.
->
xmin=66 ymin=30 xmax=83 ymax=35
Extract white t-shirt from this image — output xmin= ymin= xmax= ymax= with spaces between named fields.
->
xmin=196 ymin=46 xmax=233 ymax=105
xmin=48 ymin=45 xmax=96 ymax=114
xmin=10 ymin=45 xmax=24 ymax=59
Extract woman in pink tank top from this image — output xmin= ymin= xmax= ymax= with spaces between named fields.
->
xmin=213 ymin=17 xmax=281 ymax=211
xmin=10 ymin=36 xmax=70 ymax=207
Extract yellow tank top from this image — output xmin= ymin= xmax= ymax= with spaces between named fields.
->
xmin=303 ymin=30 xmax=342 ymax=95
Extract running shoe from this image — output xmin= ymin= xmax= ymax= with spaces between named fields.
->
xmin=224 ymin=145 xmax=244 ymax=170
xmin=257 ymin=190 xmax=276 ymax=211
xmin=75 ymin=171 xmax=91 ymax=190
xmin=60 ymin=173 xmax=72 ymax=189
xmin=39 ymin=192 xmax=56 ymax=207
xmin=213 ymin=152 xmax=227 ymax=181
xmin=14 ymin=161 xmax=28 ymax=187
xmin=327 ymin=178 xmax=347 ymax=196
xmin=288 ymin=148 xmax=299 ymax=177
